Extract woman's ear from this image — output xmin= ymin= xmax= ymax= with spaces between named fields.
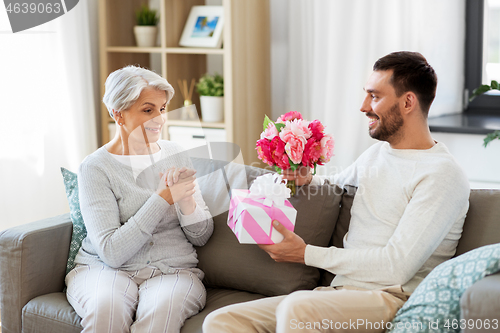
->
xmin=113 ymin=109 xmax=123 ymax=125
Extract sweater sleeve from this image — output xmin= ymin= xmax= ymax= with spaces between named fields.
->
xmin=304 ymin=165 xmax=469 ymax=286
xmin=175 ymin=180 xmax=214 ymax=246
xmin=165 ymin=142 xmax=214 ymax=246
xmin=78 ymin=161 xmax=169 ymax=268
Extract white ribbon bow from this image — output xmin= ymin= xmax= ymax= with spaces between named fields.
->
xmin=248 ymin=173 xmax=291 ymax=207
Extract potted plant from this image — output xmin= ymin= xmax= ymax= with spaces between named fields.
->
xmin=469 ymin=80 xmax=500 ymax=147
xmin=134 ymin=4 xmax=159 ymax=47
xmin=196 ymin=73 xmax=224 ymax=122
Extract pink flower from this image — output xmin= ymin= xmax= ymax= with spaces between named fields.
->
xmin=256 ymin=139 xmax=273 ymax=166
xmin=257 ymin=112 xmax=334 ymax=171
xmin=308 ymin=119 xmax=325 ymax=141
xmin=279 ymin=119 xmax=312 ymax=164
xmin=302 ymin=138 xmax=322 ymax=168
xmin=276 ymin=111 xmax=303 ymax=123
xmin=260 ymin=122 xmax=278 ymax=140
xmin=319 ymin=134 xmax=335 ymax=163
xmin=279 ymin=119 xmax=312 ymax=142
xmin=284 ymin=139 xmax=304 ymax=164
xmin=270 ymin=137 xmax=290 ymax=170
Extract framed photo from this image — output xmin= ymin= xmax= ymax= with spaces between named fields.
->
xmin=179 ymin=6 xmax=224 ymax=48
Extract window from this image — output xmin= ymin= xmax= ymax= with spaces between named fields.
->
xmin=465 ymin=0 xmax=500 ymax=113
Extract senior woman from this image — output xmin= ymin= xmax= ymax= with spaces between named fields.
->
xmin=65 ymin=65 xmax=213 ymax=333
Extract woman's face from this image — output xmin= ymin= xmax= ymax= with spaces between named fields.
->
xmin=119 ymin=87 xmax=167 ymax=146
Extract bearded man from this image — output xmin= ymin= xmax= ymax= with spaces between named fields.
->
xmin=203 ymin=51 xmax=470 ymax=333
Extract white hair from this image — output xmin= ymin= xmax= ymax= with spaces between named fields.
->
xmin=103 ymin=65 xmax=175 ymax=118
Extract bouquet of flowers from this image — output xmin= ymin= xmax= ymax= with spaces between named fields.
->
xmin=256 ymin=111 xmax=334 ymax=174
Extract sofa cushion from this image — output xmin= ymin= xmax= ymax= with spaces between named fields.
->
xmin=194 ymin=158 xmax=343 ymax=296
xmin=460 ymin=272 xmax=500 ymax=329
xmin=181 ymin=288 xmax=266 ymax=333
xmin=332 ymin=184 xmax=356 ymax=248
xmin=389 ymin=243 xmax=500 ymax=333
xmin=22 ymin=292 xmax=82 ymax=333
xmin=455 ymin=189 xmax=500 ymax=257
xmin=60 ymin=168 xmax=87 ymax=274
xmin=22 ymin=289 xmax=264 ymax=333
xmin=319 ymin=184 xmax=356 ymax=286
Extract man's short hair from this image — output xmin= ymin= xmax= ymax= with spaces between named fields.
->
xmin=373 ymin=51 xmax=437 ymax=116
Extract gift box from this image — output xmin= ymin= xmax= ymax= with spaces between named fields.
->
xmin=227 ymin=174 xmax=297 ymax=244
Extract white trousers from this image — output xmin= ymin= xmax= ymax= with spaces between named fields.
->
xmin=65 ymin=265 xmax=206 ymax=333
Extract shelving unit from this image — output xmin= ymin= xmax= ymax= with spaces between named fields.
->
xmin=98 ymin=0 xmax=271 ymax=165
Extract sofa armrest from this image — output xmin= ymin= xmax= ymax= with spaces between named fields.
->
xmin=0 ymin=213 xmax=72 ymax=333
xmin=460 ymin=271 xmax=500 ymax=333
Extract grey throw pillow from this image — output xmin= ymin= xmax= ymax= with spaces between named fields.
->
xmin=319 ymin=184 xmax=356 ymax=286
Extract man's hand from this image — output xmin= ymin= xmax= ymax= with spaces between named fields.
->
xmin=281 ymin=166 xmax=313 ymax=186
xmin=259 ymin=221 xmax=307 ymax=264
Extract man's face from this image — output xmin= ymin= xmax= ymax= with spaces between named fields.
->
xmin=360 ymin=70 xmax=404 ymax=142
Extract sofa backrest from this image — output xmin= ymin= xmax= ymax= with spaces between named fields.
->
xmin=455 ymin=189 xmax=500 ymax=257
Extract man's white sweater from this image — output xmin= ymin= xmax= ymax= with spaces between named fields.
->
xmin=306 ymin=141 xmax=470 ymax=292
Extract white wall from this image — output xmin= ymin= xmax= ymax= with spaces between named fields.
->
xmin=432 ymin=132 xmax=500 ymax=189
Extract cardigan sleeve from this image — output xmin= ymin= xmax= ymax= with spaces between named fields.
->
xmin=78 ymin=161 xmax=169 ymax=268
xmin=175 ymin=180 xmax=214 ymax=246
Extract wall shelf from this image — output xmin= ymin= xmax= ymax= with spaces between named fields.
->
xmin=167 ymin=120 xmax=226 ymax=129
xmin=166 ymin=47 xmax=225 ymax=55
xmin=107 ymin=46 xmax=163 ymax=53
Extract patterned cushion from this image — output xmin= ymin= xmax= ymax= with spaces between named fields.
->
xmin=60 ymin=167 xmax=87 ymax=274
xmin=389 ymin=243 xmax=500 ymax=333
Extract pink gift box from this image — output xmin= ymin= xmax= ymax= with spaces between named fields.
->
xmin=227 ymin=189 xmax=297 ymax=244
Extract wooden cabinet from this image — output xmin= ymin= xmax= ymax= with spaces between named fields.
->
xmin=98 ymin=0 xmax=271 ymax=165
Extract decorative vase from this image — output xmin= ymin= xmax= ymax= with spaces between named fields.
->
xmin=134 ymin=26 xmax=158 ymax=47
xmin=200 ymin=96 xmax=224 ymax=122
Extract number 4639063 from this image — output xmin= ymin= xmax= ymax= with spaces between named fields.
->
xmin=444 ymin=319 xmax=498 ymax=330
xmin=6 ymin=3 xmax=62 ymax=14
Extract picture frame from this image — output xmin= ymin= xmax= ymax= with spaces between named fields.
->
xmin=179 ymin=6 xmax=224 ymax=48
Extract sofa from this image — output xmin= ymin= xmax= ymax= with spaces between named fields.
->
xmin=1 ymin=158 xmax=500 ymax=333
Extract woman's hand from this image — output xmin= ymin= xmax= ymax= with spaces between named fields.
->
xmin=156 ymin=167 xmax=197 ymax=215
xmin=281 ymin=166 xmax=313 ymax=186
xmin=164 ymin=167 xmax=195 ymax=187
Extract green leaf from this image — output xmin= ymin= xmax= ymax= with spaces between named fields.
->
xmin=288 ymin=157 xmax=298 ymax=171
xmin=135 ymin=4 xmax=158 ymax=26
xmin=491 ymin=80 xmax=499 ymax=90
xmin=275 ymin=123 xmax=286 ymax=132
xmin=483 ymin=130 xmax=500 ymax=147
xmin=196 ymin=73 xmax=224 ymax=96
xmin=263 ymin=115 xmax=274 ymax=131
xmin=469 ymin=85 xmax=492 ymax=101
xmin=274 ymin=165 xmax=282 ymax=174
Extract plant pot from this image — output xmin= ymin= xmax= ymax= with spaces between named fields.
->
xmin=134 ymin=26 xmax=157 ymax=47
xmin=200 ymin=96 xmax=224 ymax=122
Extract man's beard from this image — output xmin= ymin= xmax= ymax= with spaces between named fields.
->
xmin=369 ymin=103 xmax=404 ymax=142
